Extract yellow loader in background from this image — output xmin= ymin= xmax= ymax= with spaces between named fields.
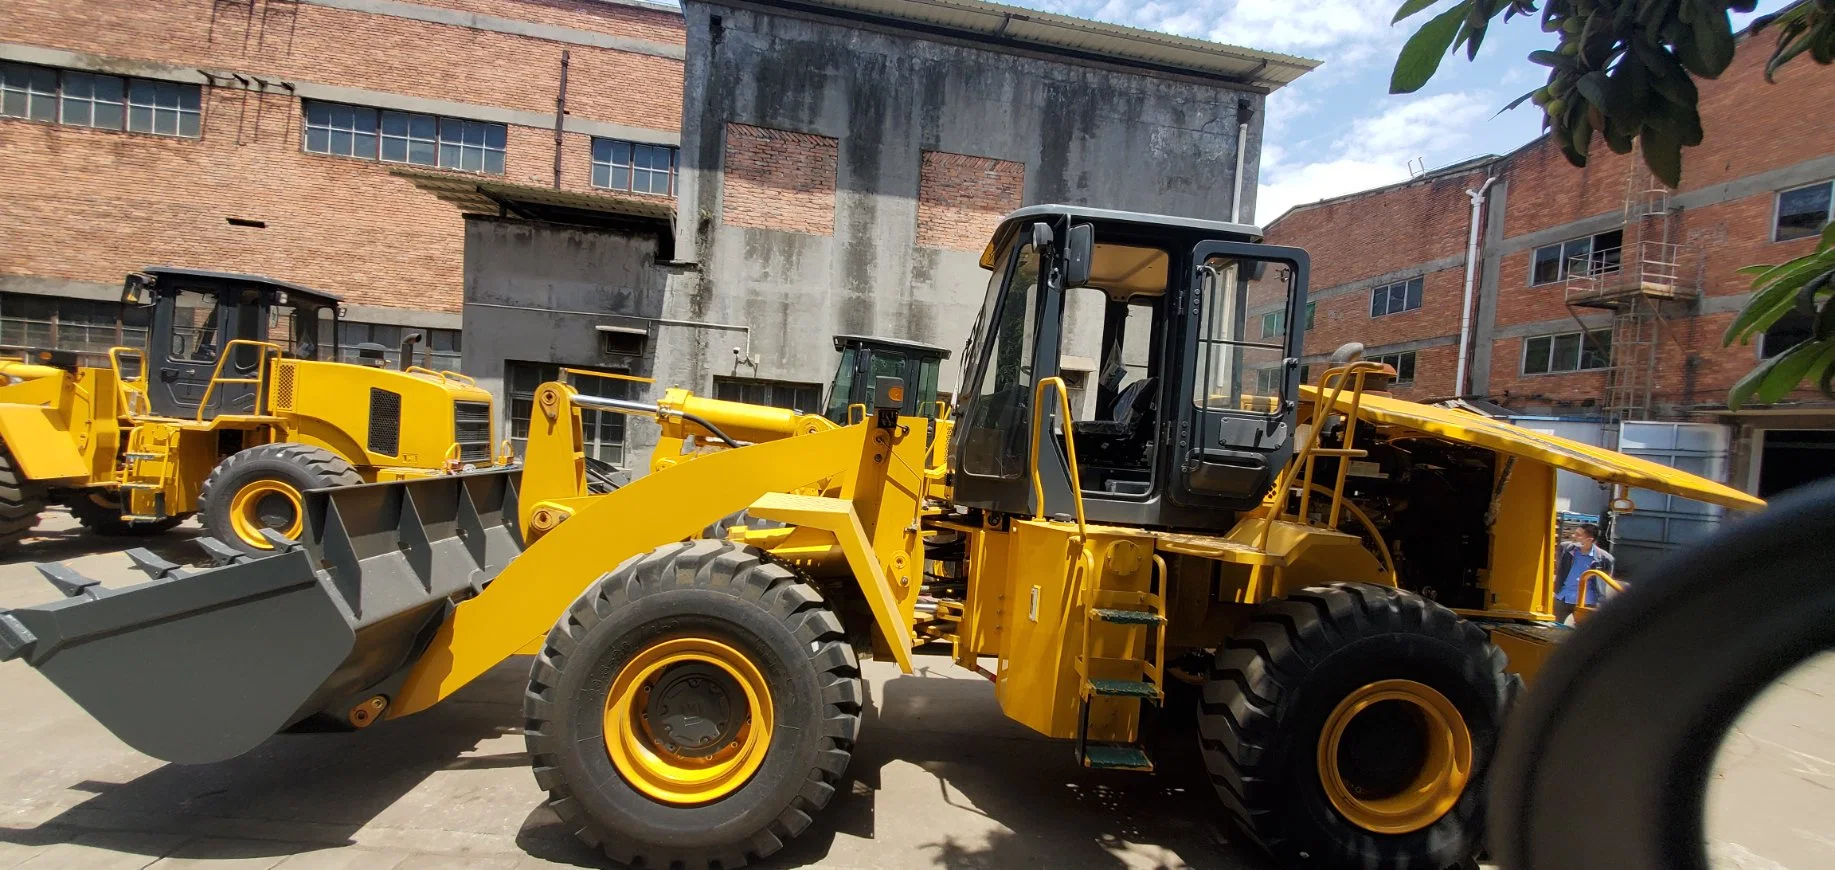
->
xmin=0 ymin=209 xmax=1764 ymax=869
xmin=0 ymin=267 xmax=504 ymax=554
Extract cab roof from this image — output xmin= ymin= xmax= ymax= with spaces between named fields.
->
xmin=142 ymin=266 xmax=343 ymax=304
xmin=834 ymin=334 xmax=952 ymax=359
xmin=981 ymin=204 xmax=1264 ymax=268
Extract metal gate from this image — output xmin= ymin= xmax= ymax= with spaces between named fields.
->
xmin=1611 ymin=420 xmax=1733 ymax=576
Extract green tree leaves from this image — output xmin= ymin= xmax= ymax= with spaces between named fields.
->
xmin=1392 ymin=3 xmax=1474 ymax=92
xmin=1726 ymin=225 xmax=1835 ymax=409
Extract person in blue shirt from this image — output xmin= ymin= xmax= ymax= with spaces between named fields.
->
xmin=1553 ymin=522 xmax=1616 ymax=625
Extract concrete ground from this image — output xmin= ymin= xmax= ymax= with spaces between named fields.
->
xmin=0 ymin=509 xmax=1829 ymax=869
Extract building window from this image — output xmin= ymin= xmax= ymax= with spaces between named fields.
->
xmin=1254 ymin=367 xmax=1285 ymax=393
xmin=1298 ymin=364 xmax=1312 ymax=386
xmin=507 ymin=362 xmax=630 ymax=464
xmin=1304 ymin=301 xmax=1316 ymax=331
xmin=591 ymin=138 xmax=678 ymax=195
xmin=1370 ymin=277 xmax=1424 ymax=317
xmin=1523 ymin=329 xmax=1612 ymax=374
xmin=1260 ymin=309 xmax=1285 ymax=339
xmin=1531 ymin=229 xmax=1623 ymax=285
xmin=0 ymin=293 xmax=152 ymax=369
xmin=1760 ymin=310 xmax=1813 ymax=359
xmin=2 ymin=61 xmax=199 ymax=137
xmin=1775 ymin=181 xmax=1833 ymax=242
xmin=302 ymin=100 xmax=505 ymax=174
xmin=1371 ymin=351 xmax=1416 ymax=385
xmin=337 ymin=322 xmax=462 ymax=370
xmin=713 ymin=376 xmax=823 ymax=413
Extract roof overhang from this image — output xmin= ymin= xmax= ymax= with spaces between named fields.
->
xmin=392 ymin=169 xmax=676 ymax=254
xmin=720 ymin=0 xmax=1317 ymax=90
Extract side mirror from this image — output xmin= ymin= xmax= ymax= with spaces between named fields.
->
xmin=121 ymin=274 xmax=151 ymax=306
xmin=1065 ymin=222 xmax=1094 ymax=287
xmin=1031 ymin=222 xmax=1054 ymax=251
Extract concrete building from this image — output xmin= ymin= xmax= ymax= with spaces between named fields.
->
xmin=1263 ymin=31 xmax=1835 ymax=569
xmin=2 ymin=0 xmax=1314 ymax=470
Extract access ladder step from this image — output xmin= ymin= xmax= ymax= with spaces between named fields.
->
xmin=1087 ymin=678 xmax=1160 ymax=699
xmin=1082 ymin=744 xmax=1153 ymax=771
xmin=1089 ymin=607 xmax=1164 ymax=625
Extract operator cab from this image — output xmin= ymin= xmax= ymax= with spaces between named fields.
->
xmin=822 ymin=334 xmax=951 ymax=424
xmin=121 ymin=267 xmax=342 ymax=420
xmin=948 ymin=206 xmax=1308 ymax=534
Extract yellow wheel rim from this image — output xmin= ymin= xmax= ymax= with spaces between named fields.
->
xmin=228 ymin=479 xmax=304 ymax=549
xmin=1317 ymin=679 xmax=1473 ymax=835
xmin=603 ymin=637 xmax=774 ymax=806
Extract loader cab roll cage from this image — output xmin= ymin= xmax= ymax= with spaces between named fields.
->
xmin=948 ymin=206 xmax=1309 ymax=534
xmin=823 ymin=334 xmax=951 ymax=424
xmin=122 ymin=267 xmax=343 ymax=420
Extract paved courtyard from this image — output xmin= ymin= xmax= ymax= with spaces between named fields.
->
xmin=0 ymin=509 xmax=1829 ymax=869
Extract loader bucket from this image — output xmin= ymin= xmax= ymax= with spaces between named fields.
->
xmin=0 ymin=468 xmax=524 ymax=764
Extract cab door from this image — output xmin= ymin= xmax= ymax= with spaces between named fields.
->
xmin=1168 ymin=242 xmax=1309 ymax=511
xmin=949 ymin=226 xmax=1063 ymax=515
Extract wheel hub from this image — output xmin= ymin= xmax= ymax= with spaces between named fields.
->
xmin=1318 ymin=679 xmax=1473 ymax=835
xmin=643 ymin=662 xmax=743 ymax=757
xmin=229 ymin=480 xmax=304 ymax=548
xmin=603 ymin=636 xmax=774 ymax=806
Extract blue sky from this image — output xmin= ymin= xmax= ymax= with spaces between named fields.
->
xmin=1010 ymin=0 xmax=1795 ymax=223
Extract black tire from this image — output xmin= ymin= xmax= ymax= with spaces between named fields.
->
xmin=699 ymin=509 xmax=784 ymax=541
xmin=0 ymin=441 xmax=46 ymax=553
xmin=198 ymin=443 xmax=362 ymax=554
xmin=68 ymin=492 xmax=187 ymax=536
xmin=524 ymin=539 xmax=862 ymax=870
xmin=1199 ymin=582 xmax=1514 ymax=869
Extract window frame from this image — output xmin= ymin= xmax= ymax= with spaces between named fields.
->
xmin=712 ymin=375 xmax=824 ymax=413
xmin=1521 ymin=329 xmax=1613 ymax=375
xmin=2 ymin=61 xmax=199 ymax=138
xmin=1774 ymin=180 xmax=1834 ymax=243
xmin=1370 ymin=351 xmax=1416 ymax=385
xmin=1259 ymin=308 xmax=1285 ymax=339
xmin=506 ymin=361 xmax=630 ymax=464
xmin=591 ymin=137 xmax=680 ymax=196
xmin=302 ymin=99 xmax=506 ymax=175
xmin=1530 ymin=230 xmax=1624 ymax=286
xmin=1369 ymin=276 xmax=1424 ymax=318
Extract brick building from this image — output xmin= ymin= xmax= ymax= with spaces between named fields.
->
xmin=2 ymin=0 xmax=687 ymax=375
xmin=3 ymin=0 xmax=1311 ymax=468
xmin=1263 ymin=31 xmax=1835 ymax=567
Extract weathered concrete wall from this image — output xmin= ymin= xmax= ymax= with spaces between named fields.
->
xmin=656 ymin=1 xmax=1265 ymax=401
xmin=459 ymin=216 xmax=669 ymax=454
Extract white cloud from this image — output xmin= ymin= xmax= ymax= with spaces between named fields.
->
xmin=1255 ymin=91 xmax=1493 ymax=222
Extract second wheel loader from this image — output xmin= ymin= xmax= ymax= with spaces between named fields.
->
xmin=0 ymin=207 xmax=1764 ymax=869
xmin=0 ymin=267 xmax=506 ymax=554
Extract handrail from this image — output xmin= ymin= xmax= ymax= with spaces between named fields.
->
xmin=1304 ymin=482 xmax=1398 ymax=579
xmin=108 ymin=346 xmax=148 ymax=416
xmin=195 ymin=340 xmax=284 ymax=422
xmin=1029 ymin=376 xmax=1087 ymax=542
xmin=1246 ymin=360 xmax=1388 ymax=599
xmin=406 ymin=366 xmax=480 ymax=387
xmin=846 ymin=403 xmax=868 ymax=426
xmin=1574 ymin=567 xmax=1625 ymax=609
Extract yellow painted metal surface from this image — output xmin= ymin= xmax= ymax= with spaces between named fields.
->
xmin=0 ymin=404 xmax=88 ymax=480
xmin=993 ymin=519 xmax=1151 ymax=742
xmin=1486 ymin=626 xmax=1560 ymax=686
xmin=1485 ymin=459 xmax=1560 ymax=616
xmin=519 ymin=382 xmax=589 ymax=538
xmin=1317 ymin=679 xmax=1472 ymax=834
xmin=953 ymin=520 xmax=1012 ymax=667
xmin=600 ymin=637 xmax=774 ymax=805
xmin=747 ymin=492 xmax=916 ymax=674
xmin=280 ymin=359 xmax=498 ymax=470
xmin=1301 ymin=385 xmax=1764 ymax=510
xmin=391 ymin=423 xmax=871 ymax=717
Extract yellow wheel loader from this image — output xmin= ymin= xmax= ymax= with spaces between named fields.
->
xmin=0 ymin=209 xmax=1765 ymax=870
xmin=0 ymin=267 xmax=504 ymax=555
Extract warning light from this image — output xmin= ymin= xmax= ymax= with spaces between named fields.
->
xmin=886 ymin=385 xmax=905 ymax=404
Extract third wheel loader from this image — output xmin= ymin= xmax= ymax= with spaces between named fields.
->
xmin=0 ymin=207 xmax=1764 ymax=869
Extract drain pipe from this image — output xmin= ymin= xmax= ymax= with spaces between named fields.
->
xmin=1230 ymin=98 xmax=1253 ymax=223
xmin=1455 ymin=176 xmax=1497 ymax=397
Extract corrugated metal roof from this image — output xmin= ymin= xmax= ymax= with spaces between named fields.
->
xmin=733 ymin=0 xmax=1317 ymax=89
xmin=390 ymin=169 xmax=675 ymax=223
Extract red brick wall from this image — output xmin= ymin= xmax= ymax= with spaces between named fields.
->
xmin=916 ymin=151 xmax=1025 ymax=250
xmin=1265 ymin=29 xmax=1835 ymax=414
xmin=721 ymin=124 xmax=838 ymax=235
xmin=0 ymin=0 xmax=686 ymax=315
